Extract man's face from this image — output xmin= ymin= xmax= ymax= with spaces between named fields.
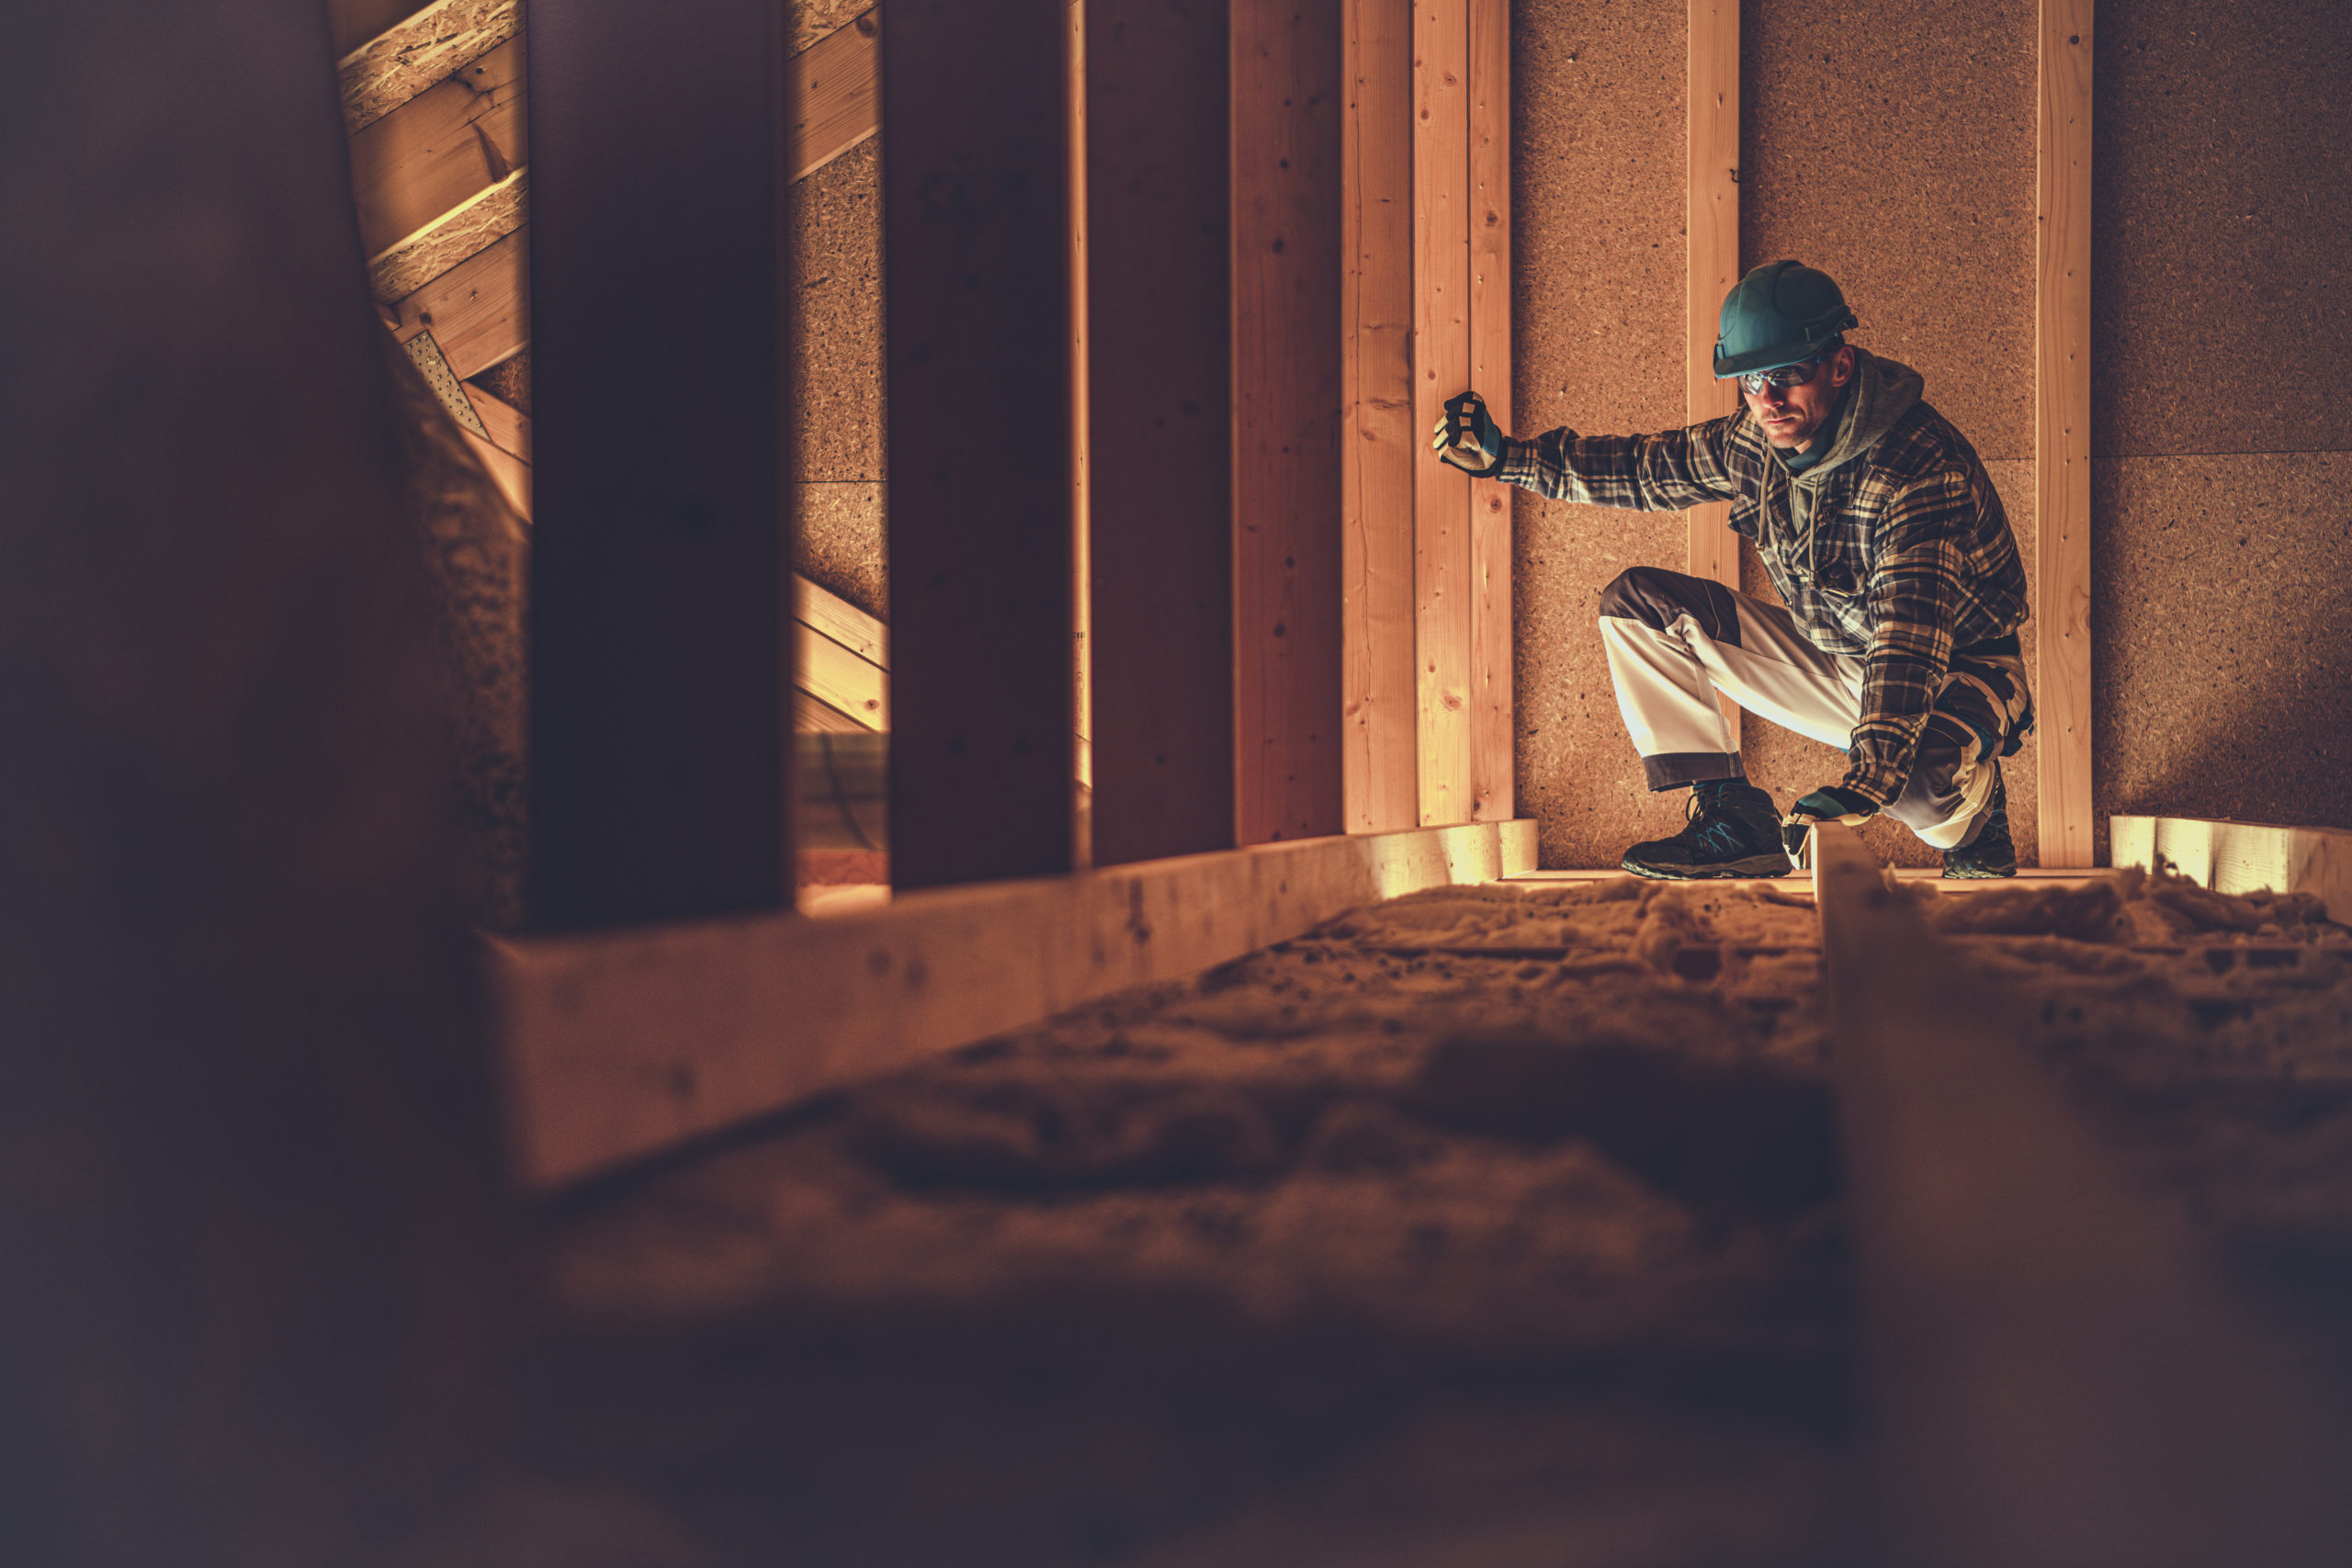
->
xmin=1741 ymin=344 xmax=1856 ymax=451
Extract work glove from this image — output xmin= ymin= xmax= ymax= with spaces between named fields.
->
xmin=1430 ymin=390 xmax=1506 ymax=477
xmin=1780 ymin=784 xmax=1878 ymax=860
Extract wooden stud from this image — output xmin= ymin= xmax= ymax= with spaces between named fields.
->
xmin=1341 ymin=0 xmax=1418 ymax=834
xmin=1412 ymin=0 xmax=1471 ymax=827
xmin=1084 ymin=0 xmax=1236 ymax=867
xmin=884 ymin=0 xmax=1075 ymax=888
xmin=495 ymin=818 xmax=1539 ymax=1186
xmin=2035 ymin=0 xmax=2094 ymax=867
xmin=1686 ymin=0 xmax=1741 ymax=745
xmin=1466 ymin=0 xmax=1511 ymax=820
xmin=1232 ymin=0 xmax=1347 ymax=845
xmin=526 ymin=0 xmax=787 ymax=928
xmin=339 ymin=0 xmax=519 ymax=133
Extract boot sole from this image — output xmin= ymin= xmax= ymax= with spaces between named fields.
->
xmin=1621 ymin=852 xmax=1793 ymax=881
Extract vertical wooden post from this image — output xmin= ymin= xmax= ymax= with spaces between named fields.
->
xmin=1069 ymin=0 xmax=1094 ymax=861
xmin=1412 ymin=0 xmax=1472 ymax=827
xmin=1686 ymin=0 xmax=1742 ymax=745
xmin=1086 ymin=0 xmax=1236 ymax=866
xmin=1466 ymin=0 xmax=1512 ymax=820
xmin=885 ymin=0 xmax=1077 ymax=887
xmin=529 ymin=0 xmax=787 ymax=929
xmin=2035 ymin=0 xmax=2094 ymax=867
xmin=1233 ymin=0 xmax=1346 ymax=845
xmin=1342 ymin=0 xmax=1419 ymax=834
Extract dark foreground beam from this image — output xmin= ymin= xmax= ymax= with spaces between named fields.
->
xmin=527 ymin=0 xmax=787 ymax=928
xmin=885 ymin=0 xmax=1076 ymax=888
xmin=1084 ymin=0 xmax=1235 ymax=867
xmin=1813 ymin=824 xmax=2349 ymax=1565
xmin=0 ymin=0 xmax=505 ymax=1556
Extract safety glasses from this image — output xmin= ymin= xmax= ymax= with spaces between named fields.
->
xmin=1734 ymin=355 xmax=1827 ymax=397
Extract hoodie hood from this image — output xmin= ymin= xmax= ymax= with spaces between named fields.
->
xmin=1777 ymin=349 xmax=1926 ymax=557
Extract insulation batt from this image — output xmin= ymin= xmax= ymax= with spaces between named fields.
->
xmin=534 ymin=869 xmax=2352 ymax=1567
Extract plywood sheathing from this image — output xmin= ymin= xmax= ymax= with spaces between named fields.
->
xmin=2094 ymin=454 xmax=2352 ymax=857
xmin=790 ymin=137 xmax=888 ymax=622
xmin=2090 ymin=0 xmax=2352 ymax=865
xmin=1510 ymin=0 xmax=1691 ymax=872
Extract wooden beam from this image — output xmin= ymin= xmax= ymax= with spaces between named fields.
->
xmin=884 ymin=0 xmax=1075 ymax=888
xmin=793 ymin=620 xmax=888 ymax=731
xmin=2035 ymin=0 xmax=2094 ymax=866
xmin=1084 ymin=0 xmax=1235 ymax=867
xmin=459 ymin=379 xmax=529 ymax=462
xmin=2109 ymin=816 xmax=2352 ymax=920
xmin=1466 ymin=0 xmax=1511 ymax=820
xmin=1412 ymin=0 xmax=1472 ymax=827
xmin=339 ymin=0 xmax=520 ymax=134
xmin=389 ymin=223 xmax=528 ymax=379
xmin=1686 ymin=0 xmax=1741 ymax=746
xmin=368 ymin=167 xmax=526 ymax=304
xmin=1234 ymin=0 xmax=1346 ymax=846
xmin=793 ymin=573 xmax=886 ymax=664
xmin=789 ymin=8 xmax=880 ymax=182
xmin=1815 ymin=820 xmax=2345 ymax=1562
xmin=494 ymin=817 xmax=1538 ymax=1186
xmin=346 ymin=34 xmax=525 ymax=257
xmin=1341 ymin=0 xmax=1418 ymax=835
xmin=527 ymin=0 xmax=787 ymax=929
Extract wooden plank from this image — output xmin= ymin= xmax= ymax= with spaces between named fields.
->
xmin=1083 ymin=0 xmax=1235 ymax=867
xmin=1814 ymin=820 xmax=2346 ymax=1563
xmin=389 ymin=223 xmax=527 ymax=378
xmin=2035 ymin=0 xmax=2094 ymax=867
xmin=527 ymin=0 xmax=787 ymax=929
xmin=346 ymin=34 xmax=525 ymax=257
xmin=1686 ymin=0 xmax=1742 ymax=746
xmin=339 ymin=0 xmax=520 ymax=134
xmin=792 ymin=574 xmax=887 ymax=665
xmin=1412 ymin=0 xmax=1472 ymax=827
xmin=1233 ymin=0 xmax=1347 ymax=846
xmin=1466 ymin=0 xmax=1511 ymax=820
xmin=789 ymin=8 xmax=880 ymax=182
xmin=495 ymin=817 xmax=1538 ymax=1185
xmin=794 ymin=620 xmax=888 ymax=730
xmin=368 ymin=167 xmax=526 ymax=304
xmin=885 ymin=0 xmax=1075 ymax=888
xmin=1341 ymin=0 xmax=1418 ymax=835
xmin=460 ymin=379 xmax=530 ymax=462
xmin=2109 ymin=816 xmax=2352 ymax=921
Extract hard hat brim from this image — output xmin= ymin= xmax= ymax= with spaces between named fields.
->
xmin=1712 ymin=335 xmax=1840 ymax=378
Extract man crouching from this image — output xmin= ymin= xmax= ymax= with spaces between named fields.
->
xmin=1434 ymin=260 xmax=2032 ymax=879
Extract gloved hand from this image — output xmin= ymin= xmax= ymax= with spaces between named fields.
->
xmin=1430 ymin=390 xmax=1506 ymax=477
xmin=1780 ymin=784 xmax=1879 ymax=859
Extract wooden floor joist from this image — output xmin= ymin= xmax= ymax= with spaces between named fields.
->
xmin=1813 ymin=821 xmax=2346 ymax=1562
xmin=2110 ymin=815 xmax=2352 ymax=919
xmin=2034 ymin=0 xmax=2094 ymax=866
xmin=494 ymin=818 xmax=1537 ymax=1186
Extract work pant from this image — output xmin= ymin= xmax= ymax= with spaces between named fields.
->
xmin=1597 ymin=566 xmax=2033 ymax=850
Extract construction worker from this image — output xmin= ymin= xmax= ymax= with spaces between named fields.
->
xmin=1433 ymin=260 xmax=2031 ymax=879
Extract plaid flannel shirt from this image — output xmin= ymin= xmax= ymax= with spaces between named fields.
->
xmin=1496 ymin=378 xmax=2030 ymax=806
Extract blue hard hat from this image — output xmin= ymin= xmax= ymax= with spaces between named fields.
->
xmin=1713 ymin=261 xmax=1859 ymax=378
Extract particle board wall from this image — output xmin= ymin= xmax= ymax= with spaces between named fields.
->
xmin=790 ymin=137 xmax=888 ymax=621
xmin=2090 ymin=0 xmax=2352 ymax=861
xmin=1510 ymin=0 xmax=1691 ymax=871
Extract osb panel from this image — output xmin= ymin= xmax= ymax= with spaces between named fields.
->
xmin=469 ymin=349 xmax=530 ymax=416
xmin=2092 ymin=0 xmax=2352 ymax=457
xmin=791 ymin=0 xmax=872 ymax=53
xmin=791 ymin=138 xmax=883 ymax=486
xmin=1738 ymin=0 xmax=2036 ymax=462
xmin=2092 ymin=452 xmax=2352 ymax=863
xmin=1511 ymin=0 xmax=1690 ymax=870
xmin=795 ymin=481 xmax=888 ymax=622
xmin=1735 ymin=457 xmax=2039 ymax=870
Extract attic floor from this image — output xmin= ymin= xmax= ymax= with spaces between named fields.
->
xmin=508 ymin=871 xmax=2352 ymax=1567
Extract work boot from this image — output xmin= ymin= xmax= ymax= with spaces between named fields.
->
xmin=1941 ymin=764 xmax=2017 ymax=879
xmin=1621 ymin=778 xmax=1793 ymax=880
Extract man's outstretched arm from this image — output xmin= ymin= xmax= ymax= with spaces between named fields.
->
xmin=1432 ymin=389 xmax=1742 ymax=511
